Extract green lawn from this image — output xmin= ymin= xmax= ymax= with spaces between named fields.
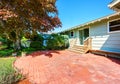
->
xmin=0 ymin=57 xmax=22 ymax=84
xmin=0 ymin=57 xmax=15 ymax=69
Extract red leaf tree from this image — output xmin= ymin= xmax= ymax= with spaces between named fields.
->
xmin=0 ymin=0 xmax=61 ymax=51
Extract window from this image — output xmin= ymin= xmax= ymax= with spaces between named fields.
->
xmin=70 ymin=31 xmax=74 ymax=37
xmin=109 ymin=19 xmax=120 ymax=32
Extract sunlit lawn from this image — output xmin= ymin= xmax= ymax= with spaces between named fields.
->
xmin=0 ymin=57 xmax=22 ymax=84
xmin=0 ymin=57 xmax=15 ymax=68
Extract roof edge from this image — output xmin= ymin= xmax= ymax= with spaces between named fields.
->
xmin=58 ymin=12 xmax=120 ymax=33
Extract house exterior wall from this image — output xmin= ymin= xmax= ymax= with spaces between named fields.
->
xmin=67 ymin=29 xmax=80 ymax=47
xmin=90 ymin=20 xmax=120 ymax=53
xmin=61 ymin=14 xmax=120 ymax=53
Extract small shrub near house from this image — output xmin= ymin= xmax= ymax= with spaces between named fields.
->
xmin=62 ymin=35 xmax=69 ymax=48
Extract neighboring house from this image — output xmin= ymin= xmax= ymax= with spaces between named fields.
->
xmin=59 ymin=0 xmax=120 ymax=57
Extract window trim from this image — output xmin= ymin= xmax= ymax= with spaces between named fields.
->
xmin=108 ymin=18 xmax=120 ymax=33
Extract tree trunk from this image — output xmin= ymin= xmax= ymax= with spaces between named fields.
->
xmin=14 ymin=38 xmax=21 ymax=51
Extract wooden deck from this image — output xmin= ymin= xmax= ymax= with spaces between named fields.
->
xmin=89 ymin=50 xmax=120 ymax=58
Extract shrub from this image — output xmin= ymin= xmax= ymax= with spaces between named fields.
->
xmin=0 ymin=58 xmax=23 ymax=84
xmin=61 ymin=35 xmax=69 ymax=48
xmin=30 ymin=34 xmax=43 ymax=42
xmin=0 ymin=49 xmax=14 ymax=57
xmin=46 ymin=34 xmax=69 ymax=50
xmin=0 ymin=38 xmax=7 ymax=44
xmin=30 ymin=34 xmax=44 ymax=50
xmin=22 ymin=47 xmax=37 ymax=54
xmin=30 ymin=41 xmax=43 ymax=50
xmin=0 ymin=44 xmax=7 ymax=50
xmin=0 ymin=38 xmax=13 ymax=49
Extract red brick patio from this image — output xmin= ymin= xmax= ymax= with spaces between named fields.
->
xmin=14 ymin=50 xmax=120 ymax=84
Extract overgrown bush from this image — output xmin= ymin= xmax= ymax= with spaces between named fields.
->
xmin=0 ymin=38 xmax=13 ymax=49
xmin=0 ymin=44 xmax=7 ymax=50
xmin=46 ymin=34 xmax=69 ymax=50
xmin=0 ymin=49 xmax=14 ymax=57
xmin=0 ymin=58 xmax=23 ymax=84
xmin=30 ymin=41 xmax=43 ymax=50
xmin=21 ymin=48 xmax=38 ymax=55
xmin=30 ymin=34 xmax=43 ymax=42
xmin=30 ymin=34 xmax=44 ymax=50
xmin=0 ymin=38 xmax=7 ymax=44
xmin=0 ymin=38 xmax=7 ymax=50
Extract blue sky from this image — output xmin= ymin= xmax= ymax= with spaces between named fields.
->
xmin=53 ymin=0 xmax=114 ymax=33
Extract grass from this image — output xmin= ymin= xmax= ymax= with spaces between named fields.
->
xmin=0 ymin=57 xmax=15 ymax=69
xmin=0 ymin=57 xmax=22 ymax=84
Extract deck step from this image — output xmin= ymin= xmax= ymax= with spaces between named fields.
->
xmin=68 ymin=45 xmax=84 ymax=54
xmin=68 ymin=49 xmax=84 ymax=54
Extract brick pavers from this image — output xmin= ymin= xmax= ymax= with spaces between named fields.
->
xmin=14 ymin=50 xmax=120 ymax=84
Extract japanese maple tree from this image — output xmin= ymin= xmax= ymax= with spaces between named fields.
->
xmin=0 ymin=0 xmax=61 ymax=50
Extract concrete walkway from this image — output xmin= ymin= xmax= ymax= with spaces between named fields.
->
xmin=14 ymin=50 xmax=120 ymax=84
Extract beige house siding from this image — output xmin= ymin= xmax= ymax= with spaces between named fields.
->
xmin=68 ymin=29 xmax=80 ymax=47
xmin=60 ymin=13 xmax=120 ymax=53
xmin=90 ymin=20 xmax=120 ymax=53
xmin=90 ymin=21 xmax=107 ymax=36
xmin=75 ymin=29 xmax=80 ymax=45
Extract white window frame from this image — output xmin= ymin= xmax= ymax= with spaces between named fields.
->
xmin=108 ymin=18 xmax=120 ymax=33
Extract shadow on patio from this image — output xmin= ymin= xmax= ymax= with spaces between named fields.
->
xmin=107 ymin=57 xmax=120 ymax=65
xmin=27 ymin=50 xmax=60 ymax=58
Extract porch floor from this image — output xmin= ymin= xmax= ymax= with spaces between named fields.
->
xmin=14 ymin=50 xmax=120 ymax=84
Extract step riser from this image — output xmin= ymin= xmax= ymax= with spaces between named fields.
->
xmin=69 ymin=48 xmax=83 ymax=50
xmin=68 ymin=45 xmax=84 ymax=54
xmin=68 ymin=49 xmax=84 ymax=54
xmin=69 ymin=49 xmax=84 ymax=52
xmin=69 ymin=48 xmax=83 ymax=51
